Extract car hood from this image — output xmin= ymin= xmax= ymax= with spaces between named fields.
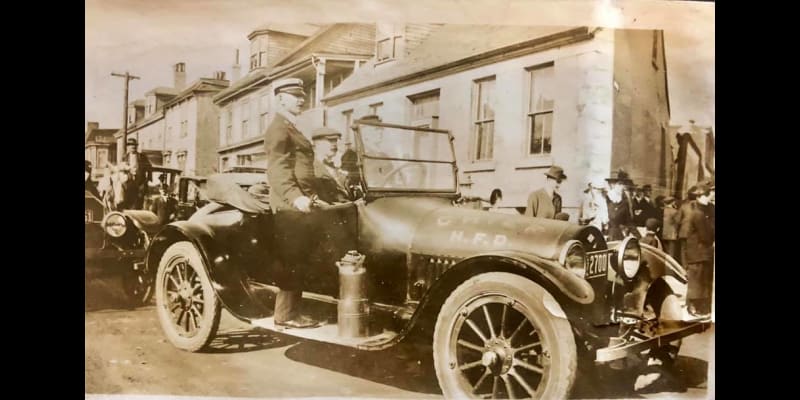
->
xmin=360 ymin=197 xmax=605 ymax=261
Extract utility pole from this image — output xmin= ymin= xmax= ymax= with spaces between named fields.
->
xmin=111 ymin=71 xmax=140 ymax=162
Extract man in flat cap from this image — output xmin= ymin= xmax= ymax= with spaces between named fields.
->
xmin=123 ymin=137 xmax=152 ymax=209
xmin=264 ymin=78 xmax=323 ymax=329
xmin=525 ymin=165 xmax=567 ymax=219
xmin=311 ymin=127 xmax=350 ymax=204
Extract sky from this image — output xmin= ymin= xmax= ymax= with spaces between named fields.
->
xmin=85 ymin=0 xmax=714 ymax=131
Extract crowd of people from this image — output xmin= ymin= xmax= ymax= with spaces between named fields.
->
xmin=490 ymin=165 xmax=715 ymax=319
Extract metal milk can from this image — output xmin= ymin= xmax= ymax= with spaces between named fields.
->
xmin=336 ymin=250 xmax=369 ymax=338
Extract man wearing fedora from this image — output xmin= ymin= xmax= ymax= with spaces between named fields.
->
xmin=310 ymin=126 xmax=350 ymax=204
xmin=123 ymin=137 xmax=152 ymax=209
xmin=264 ymin=78 xmax=323 ymax=329
xmin=605 ymin=169 xmax=636 ymax=240
xmin=525 ymin=165 xmax=567 ymax=219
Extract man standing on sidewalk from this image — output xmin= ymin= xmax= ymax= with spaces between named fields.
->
xmin=684 ymin=183 xmax=715 ymax=318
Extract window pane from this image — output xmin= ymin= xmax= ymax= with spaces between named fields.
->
xmin=412 ymin=94 xmax=440 ymax=119
xmin=474 ymin=121 xmax=494 ymax=160
xmin=363 ymin=159 xmax=455 ymax=192
xmin=530 ymin=65 xmax=555 ymax=112
xmin=529 ymin=112 xmax=553 ymax=154
xmin=478 ymin=79 xmax=496 ymax=120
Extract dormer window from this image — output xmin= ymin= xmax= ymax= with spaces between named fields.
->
xmin=376 ymin=23 xmax=404 ymax=63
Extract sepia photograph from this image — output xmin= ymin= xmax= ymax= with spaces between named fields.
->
xmin=85 ymin=1 xmax=715 ymax=399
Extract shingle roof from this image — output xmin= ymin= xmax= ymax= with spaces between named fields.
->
xmin=213 ymin=71 xmax=268 ymax=105
xmin=85 ymin=128 xmax=118 ymax=144
xmin=164 ymin=78 xmax=230 ymax=108
xmin=325 ymin=25 xmax=588 ymax=101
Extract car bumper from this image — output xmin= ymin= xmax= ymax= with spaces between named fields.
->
xmin=595 ymin=320 xmax=711 ymax=363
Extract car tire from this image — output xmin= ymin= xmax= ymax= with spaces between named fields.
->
xmin=155 ymin=241 xmax=221 ymax=352
xmin=433 ymin=272 xmax=577 ymax=399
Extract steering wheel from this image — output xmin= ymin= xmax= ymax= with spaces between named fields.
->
xmin=378 ymin=163 xmax=427 ymax=188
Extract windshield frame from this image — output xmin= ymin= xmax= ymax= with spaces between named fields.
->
xmin=352 ymin=120 xmax=459 ymax=198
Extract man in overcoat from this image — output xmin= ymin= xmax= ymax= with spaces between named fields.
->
xmin=525 ymin=165 xmax=567 ymax=219
xmin=684 ymin=184 xmax=715 ymax=318
xmin=264 ymin=78 xmax=323 ymax=329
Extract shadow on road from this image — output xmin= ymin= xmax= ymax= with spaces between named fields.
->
xmin=85 ymin=276 xmax=153 ymax=312
xmin=205 ymin=328 xmax=300 ymax=354
xmin=572 ymin=355 xmax=708 ymax=399
xmin=284 ymin=339 xmax=442 ymax=395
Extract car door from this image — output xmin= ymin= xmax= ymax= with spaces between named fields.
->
xmin=303 ymin=203 xmax=359 ymax=297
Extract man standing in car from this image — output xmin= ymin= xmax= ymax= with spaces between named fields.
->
xmin=310 ymin=127 xmax=350 ymax=204
xmin=123 ymin=138 xmax=152 ymax=209
xmin=264 ymin=78 xmax=323 ymax=329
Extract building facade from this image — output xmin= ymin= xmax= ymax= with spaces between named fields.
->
xmin=213 ymin=23 xmax=376 ymax=170
xmin=323 ymin=25 xmax=673 ymax=217
xmin=162 ymin=72 xmax=229 ymax=176
xmin=84 ymin=122 xmax=118 ymax=181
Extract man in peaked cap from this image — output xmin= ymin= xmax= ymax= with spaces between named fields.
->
xmin=264 ymin=77 xmax=323 ymax=329
xmin=525 ymin=165 xmax=567 ymax=219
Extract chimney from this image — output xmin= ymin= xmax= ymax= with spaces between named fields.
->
xmin=231 ymin=49 xmax=241 ymax=82
xmin=214 ymin=71 xmax=226 ymax=80
xmin=87 ymin=121 xmax=99 ymax=131
xmin=174 ymin=62 xmax=186 ymax=90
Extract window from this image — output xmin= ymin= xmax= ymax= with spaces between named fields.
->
xmin=225 ymin=107 xmax=233 ymax=144
xmin=409 ymin=89 xmax=440 ymax=128
xmin=259 ymin=94 xmax=270 ymax=135
xmin=471 ymin=77 xmax=496 ymax=161
xmin=259 ymin=52 xmax=267 ymax=68
xmin=177 ymin=152 xmax=187 ymax=171
xmin=242 ymin=100 xmax=251 ymax=138
xmin=180 ymin=120 xmax=188 ymax=138
xmin=163 ymin=152 xmax=172 ymax=166
xmin=250 ymin=54 xmax=258 ymax=70
xmin=237 ymin=154 xmax=252 ymax=166
xmin=527 ymin=64 xmax=554 ymax=155
xmin=342 ymin=110 xmax=354 ymax=146
xmin=376 ymin=23 xmax=403 ymax=62
xmin=221 ymin=157 xmax=229 ymax=171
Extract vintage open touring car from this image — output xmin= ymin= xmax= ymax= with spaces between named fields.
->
xmin=85 ymin=165 xmax=183 ymax=306
xmin=146 ymin=118 xmax=710 ymax=398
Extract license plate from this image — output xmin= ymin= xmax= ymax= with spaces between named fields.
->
xmin=585 ymin=251 xmax=609 ymax=279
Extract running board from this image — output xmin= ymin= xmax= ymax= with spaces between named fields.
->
xmin=249 ymin=317 xmax=399 ymax=350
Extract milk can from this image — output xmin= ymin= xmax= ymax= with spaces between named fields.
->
xmin=336 ymin=250 xmax=369 ymax=338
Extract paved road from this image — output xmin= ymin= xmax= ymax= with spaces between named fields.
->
xmin=86 ymin=276 xmax=712 ymax=399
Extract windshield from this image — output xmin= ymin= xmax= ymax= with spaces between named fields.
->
xmin=355 ymin=124 xmax=456 ymax=192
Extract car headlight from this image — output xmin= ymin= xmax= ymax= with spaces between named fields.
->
xmin=103 ymin=212 xmax=128 ymax=238
xmin=615 ymin=236 xmax=641 ymax=280
xmin=559 ymin=240 xmax=586 ymax=277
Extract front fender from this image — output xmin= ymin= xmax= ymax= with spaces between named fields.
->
xmin=146 ymin=220 xmax=271 ymax=319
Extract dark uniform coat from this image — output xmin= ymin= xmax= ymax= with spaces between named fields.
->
xmin=265 ymin=113 xmax=317 ymax=211
xmin=124 ymin=151 xmax=152 ymax=209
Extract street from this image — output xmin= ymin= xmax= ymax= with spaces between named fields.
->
xmin=86 ymin=276 xmax=713 ymax=399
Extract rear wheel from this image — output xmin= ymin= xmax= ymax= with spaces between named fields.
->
xmin=155 ymin=241 xmax=221 ymax=352
xmin=433 ymin=272 xmax=577 ymax=399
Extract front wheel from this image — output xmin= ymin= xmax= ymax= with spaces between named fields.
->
xmin=433 ymin=272 xmax=577 ymax=399
xmin=155 ymin=241 xmax=221 ymax=352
